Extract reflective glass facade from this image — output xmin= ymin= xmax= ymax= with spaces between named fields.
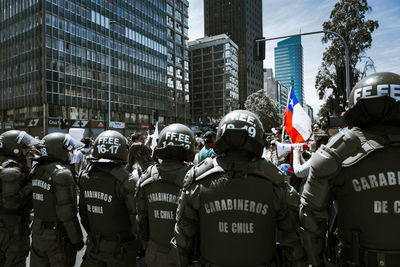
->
xmin=189 ymin=34 xmax=239 ymax=124
xmin=166 ymin=0 xmax=189 ymax=123
xmin=0 ymin=0 xmax=186 ymax=134
xmin=274 ymin=36 xmax=304 ymax=105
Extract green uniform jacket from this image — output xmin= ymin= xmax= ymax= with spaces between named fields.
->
xmin=300 ymin=127 xmax=400 ymax=266
xmin=173 ymin=157 xmax=305 ymax=266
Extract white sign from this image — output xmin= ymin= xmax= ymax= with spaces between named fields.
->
xmin=69 ymin=128 xmax=85 ymax=142
xmin=109 ymin=121 xmax=125 ymax=129
xmin=28 ymin=119 xmax=40 ymax=127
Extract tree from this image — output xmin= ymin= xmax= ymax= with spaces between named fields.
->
xmin=315 ymin=0 xmax=379 ymax=114
xmin=244 ymin=90 xmax=280 ymax=132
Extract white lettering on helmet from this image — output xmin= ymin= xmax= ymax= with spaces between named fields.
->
xmin=390 ymin=84 xmax=400 ymax=100
xmin=353 ymin=88 xmax=363 ymax=104
xmin=377 ymin=84 xmax=389 ymax=97
xmin=361 ymin=86 xmax=373 ymax=98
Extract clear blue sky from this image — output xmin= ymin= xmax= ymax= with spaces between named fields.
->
xmin=188 ymin=0 xmax=400 ymax=115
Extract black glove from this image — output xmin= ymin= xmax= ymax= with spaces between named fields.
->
xmin=71 ymin=240 xmax=84 ymax=251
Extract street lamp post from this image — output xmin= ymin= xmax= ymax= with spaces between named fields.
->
xmin=255 ymin=30 xmax=351 ymax=101
xmin=108 ymin=21 xmax=117 ymax=130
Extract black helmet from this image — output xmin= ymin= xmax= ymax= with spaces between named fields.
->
xmin=0 ymin=130 xmax=40 ymax=157
xmin=344 ymin=72 xmax=400 ymax=127
xmin=154 ymin=123 xmax=195 ymax=161
xmin=39 ymin=133 xmax=84 ymax=162
xmin=92 ymin=130 xmax=128 ymax=163
xmin=214 ymin=110 xmax=265 ymax=157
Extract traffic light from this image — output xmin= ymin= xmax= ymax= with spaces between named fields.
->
xmin=152 ymin=109 xmax=158 ymax=123
xmin=336 ymin=66 xmax=345 ymax=95
xmin=60 ymin=119 xmax=68 ymax=129
xmin=254 ymin=37 xmax=266 ymax=61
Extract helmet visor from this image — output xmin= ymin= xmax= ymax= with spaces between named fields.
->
xmin=17 ymin=131 xmax=40 ymax=147
xmin=64 ymin=134 xmax=84 ymax=151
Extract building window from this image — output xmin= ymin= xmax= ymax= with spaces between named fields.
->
xmin=167 ymin=4 xmax=173 ymax=15
xmin=175 ymin=10 xmax=182 ymax=21
xmin=175 ymin=22 xmax=182 ymax=33
xmin=175 ymin=34 xmax=182 ymax=44
xmin=167 ymin=16 xmax=173 ymax=28
xmin=168 ymin=65 xmax=174 ymax=75
xmin=168 ymin=77 xmax=174 ymax=88
xmin=176 ymin=57 xmax=182 ymax=68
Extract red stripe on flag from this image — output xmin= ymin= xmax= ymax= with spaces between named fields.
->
xmin=284 ymin=110 xmax=305 ymax=143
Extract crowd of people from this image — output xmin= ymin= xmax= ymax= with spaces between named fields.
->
xmin=0 ymin=72 xmax=399 ymax=267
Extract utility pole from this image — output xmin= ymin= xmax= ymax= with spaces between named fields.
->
xmin=108 ymin=21 xmax=117 ymax=130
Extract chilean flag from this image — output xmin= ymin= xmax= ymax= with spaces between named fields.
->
xmin=283 ymin=89 xmax=312 ymax=143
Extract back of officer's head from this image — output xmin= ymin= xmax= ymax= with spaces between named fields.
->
xmin=39 ymin=133 xmax=83 ymax=163
xmin=344 ymin=72 xmax=400 ymax=128
xmin=154 ymin=123 xmax=195 ymax=162
xmin=91 ymin=130 xmax=128 ymax=164
xmin=214 ymin=110 xmax=265 ymax=159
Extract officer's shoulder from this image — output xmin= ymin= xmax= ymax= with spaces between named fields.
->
xmin=183 ymin=157 xmax=224 ymax=189
xmin=310 ymin=128 xmax=363 ymax=178
xmin=139 ymin=164 xmax=159 ymax=187
xmin=0 ymin=164 xmax=23 ymax=181
xmin=0 ymin=159 xmax=19 ymax=168
xmin=247 ymin=158 xmax=286 ymax=186
xmin=51 ymin=162 xmax=73 ymax=184
xmin=109 ymin=165 xmax=132 ymax=184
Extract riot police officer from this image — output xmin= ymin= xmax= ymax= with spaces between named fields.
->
xmin=79 ymin=130 xmax=138 ymax=267
xmin=30 ymin=132 xmax=84 ymax=267
xmin=300 ymin=72 xmax=400 ymax=266
xmin=0 ymin=130 xmax=39 ymax=266
xmin=173 ymin=110 xmax=306 ymax=266
xmin=136 ymin=123 xmax=195 ymax=267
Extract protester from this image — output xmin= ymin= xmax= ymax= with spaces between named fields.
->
xmin=292 ymin=131 xmax=330 ymax=193
xmin=195 ymin=130 xmax=216 ymax=164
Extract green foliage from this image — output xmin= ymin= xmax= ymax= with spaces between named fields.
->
xmin=316 ymin=0 xmax=379 ymax=112
xmin=244 ymin=89 xmax=280 ymax=132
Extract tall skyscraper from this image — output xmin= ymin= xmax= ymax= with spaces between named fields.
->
xmin=274 ymin=36 xmax=304 ymax=105
xmin=0 ymin=0 xmax=185 ymax=136
xmin=204 ymin=0 xmax=263 ymax=107
xmin=166 ymin=0 xmax=190 ymax=124
xmin=189 ymin=34 xmax=239 ymax=124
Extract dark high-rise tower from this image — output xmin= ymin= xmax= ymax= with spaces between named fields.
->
xmin=204 ymin=0 xmax=263 ymax=107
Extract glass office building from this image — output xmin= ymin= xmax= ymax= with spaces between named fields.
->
xmin=166 ymin=0 xmax=190 ymax=124
xmin=189 ymin=34 xmax=239 ymax=124
xmin=274 ymin=36 xmax=304 ymax=105
xmin=0 ymin=0 xmax=186 ymax=136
